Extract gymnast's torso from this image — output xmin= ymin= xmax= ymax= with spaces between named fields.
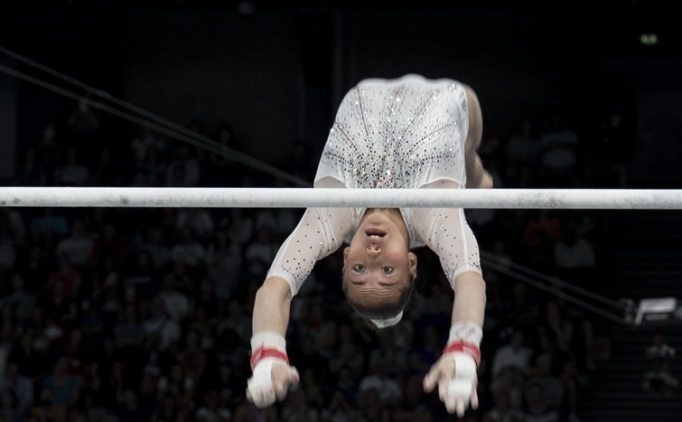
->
xmin=268 ymin=74 xmax=481 ymax=295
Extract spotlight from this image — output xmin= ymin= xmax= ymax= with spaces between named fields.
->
xmin=640 ymin=33 xmax=659 ymax=45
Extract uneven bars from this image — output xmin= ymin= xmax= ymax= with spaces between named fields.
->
xmin=0 ymin=188 xmax=681 ymax=209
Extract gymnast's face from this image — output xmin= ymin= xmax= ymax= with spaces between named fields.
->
xmin=343 ymin=209 xmax=417 ymax=304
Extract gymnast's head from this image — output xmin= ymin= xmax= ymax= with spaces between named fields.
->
xmin=341 ymin=209 xmax=417 ymax=329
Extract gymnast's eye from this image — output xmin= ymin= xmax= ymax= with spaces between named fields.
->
xmin=352 ymin=264 xmax=365 ymax=272
xmin=381 ymin=266 xmax=394 ymax=275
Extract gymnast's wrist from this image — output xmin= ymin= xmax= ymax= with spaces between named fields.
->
xmin=250 ymin=331 xmax=288 ymax=370
xmin=445 ymin=322 xmax=483 ymax=366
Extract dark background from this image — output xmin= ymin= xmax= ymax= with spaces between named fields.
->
xmin=0 ymin=0 xmax=681 ymax=182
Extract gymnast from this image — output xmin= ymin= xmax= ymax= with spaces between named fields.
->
xmin=247 ymin=74 xmax=492 ymax=416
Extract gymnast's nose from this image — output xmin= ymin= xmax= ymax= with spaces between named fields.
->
xmin=367 ymin=245 xmax=381 ymax=256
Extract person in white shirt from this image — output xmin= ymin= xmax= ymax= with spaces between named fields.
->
xmin=143 ymin=297 xmax=181 ymax=351
xmin=247 ymin=75 xmax=492 ymax=416
xmin=358 ymin=362 xmax=402 ymax=404
xmin=55 ymin=220 xmax=94 ymax=267
xmin=491 ymin=330 xmax=533 ymax=378
xmin=159 ymin=275 xmax=189 ymax=321
xmin=171 ymin=228 xmax=206 ymax=268
xmin=176 ymin=209 xmax=215 ymax=241
xmin=554 ymin=224 xmax=596 ymax=270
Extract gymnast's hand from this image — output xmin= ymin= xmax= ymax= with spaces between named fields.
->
xmin=423 ymin=352 xmax=479 ymax=417
xmin=246 ymin=359 xmax=300 ymax=408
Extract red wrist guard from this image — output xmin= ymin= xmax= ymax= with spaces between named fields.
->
xmin=443 ymin=341 xmax=481 ymax=366
xmin=250 ymin=346 xmax=289 ymax=370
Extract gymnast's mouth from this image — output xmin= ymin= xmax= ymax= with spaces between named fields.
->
xmin=365 ymin=228 xmax=386 ymax=240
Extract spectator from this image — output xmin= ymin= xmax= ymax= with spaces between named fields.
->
xmin=166 ymin=146 xmax=200 ymax=187
xmin=123 ymin=251 xmax=157 ymax=300
xmin=225 ymin=209 xmax=253 ymax=247
xmin=281 ymin=389 xmax=319 ymax=422
xmin=254 ymin=209 xmax=297 ymax=239
xmin=243 ymin=227 xmax=278 ymax=276
xmin=7 ymin=335 xmax=46 ymax=381
xmin=321 ymin=389 xmax=356 ymax=422
xmin=176 ymin=209 xmax=215 ymax=241
xmin=505 ymin=120 xmax=539 ymax=184
xmin=233 ymin=400 xmax=278 ymax=422
xmin=131 ymin=125 xmax=164 ymax=163
xmin=55 ymin=221 xmax=94 ymax=267
xmin=143 ymin=297 xmax=181 ymax=352
xmin=356 ymin=387 xmax=389 ymax=422
xmin=176 ymin=331 xmax=207 ymax=383
xmin=157 ymin=363 xmax=193 ymax=411
xmin=368 ymin=331 xmax=408 ymax=377
xmin=116 ymin=389 xmax=147 ymax=422
xmin=392 ymin=376 xmax=433 ymax=422
xmin=55 ymin=149 xmax=90 ymax=186
xmin=217 ymin=299 xmax=251 ymax=345
xmin=67 ymin=99 xmax=100 ymax=133
xmin=358 ymin=361 xmax=401 ymax=405
xmin=539 ymin=114 xmax=579 ymax=180
xmin=329 ymin=324 xmax=365 ymax=377
xmin=523 ymin=211 xmax=562 ymax=244
xmin=0 ymin=363 xmax=33 ymax=410
xmin=193 ymin=279 xmax=220 ymax=322
xmin=492 ymin=330 xmax=533 ymax=378
xmin=195 ymin=390 xmax=231 ymax=422
xmin=17 ymin=149 xmax=46 ymax=187
xmin=92 ymin=223 xmax=128 ymax=266
xmin=151 ymin=393 xmax=179 ymax=422
xmin=48 ymin=255 xmax=82 ymax=298
xmin=159 ymin=275 xmax=189 ymax=321
xmin=0 ymin=225 xmax=17 ymax=272
xmin=483 ymin=390 xmax=523 ymax=422
xmin=145 ymin=227 xmax=171 ymax=271
xmin=521 ymin=383 xmax=564 ymax=422
xmin=206 ymin=231 xmax=241 ymax=300
xmin=137 ymin=146 xmax=167 ymax=187
xmin=409 ymin=325 xmax=440 ymax=377
xmin=0 ymin=388 xmax=26 ymax=422
xmin=41 ymin=356 xmax=80 ymax=407
xmin=36 ymin=123 xmax=61 ymax=178
xmin=300 ymin=367 xmax=325 ymax=409
xmin=0 ymin=274 xmax=37 ymax=323
xmin=527 ymin=354 xmax=564 ymax=410
xmin=92 ymin=150 xmax=118 ymax=186
xmin=115 ymin=305 xmax=145 ymax=351
xmin=333 ymin=366 xmax=358 ymax=406
xmin=171 ymin=228 xmax=206 ymax=268
xmin=553 ymin=222 xmax=595 ymax=272
xmin=39 ymin=279 xmax=77 ymax=326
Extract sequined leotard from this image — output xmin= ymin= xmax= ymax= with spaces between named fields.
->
xmin=267 ymin=74 xmax=481 ymax=295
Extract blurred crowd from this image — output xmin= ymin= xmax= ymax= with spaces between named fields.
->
xmin=0 ymin=91 xmax=630 ymax=422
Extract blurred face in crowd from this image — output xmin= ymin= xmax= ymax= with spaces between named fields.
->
xmin=494 ymin=390 xmax=510 ymax=411
xmin=511 ymin=331 xmax=524 ymax=350
xmin=526 ymin=385 xmax=544 ymax=407
xmin=343 ymin=209 xmax=416 ymax=322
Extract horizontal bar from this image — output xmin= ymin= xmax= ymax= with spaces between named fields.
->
xmin=0 ymin=187 xmax=681 ymax=209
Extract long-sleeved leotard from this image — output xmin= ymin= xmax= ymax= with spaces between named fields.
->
xmin=267 ymin=75 xmax=481 ymax=295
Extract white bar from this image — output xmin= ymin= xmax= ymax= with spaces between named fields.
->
xmin=0 ymin=187 xmax=681 ymax=209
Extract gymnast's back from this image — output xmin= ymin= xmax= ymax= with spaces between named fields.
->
xmin=266 ymin=75 xmax=481 ymax=296
xmin=314 ymin=74 xmax=470 ymax=190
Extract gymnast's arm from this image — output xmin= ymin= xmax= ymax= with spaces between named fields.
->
xmin=252 ymin=276 xmax=292 ymax=344
xmin=413 ymin=205 xmax=485 ymax=415
xmin=247 ymin=206 xmax=353 ymax=407
xmin=463 ymin=86 xmax=493 ymax=189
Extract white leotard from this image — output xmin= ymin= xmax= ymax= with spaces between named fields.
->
xmin=268 ymin=74 xmax=481 ymax=295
